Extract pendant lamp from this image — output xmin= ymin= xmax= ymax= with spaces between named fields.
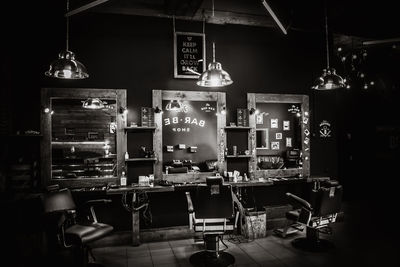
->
xmin=312 ymin=1 xmax=344 ymax=90
xmin=45 ymin=0 xmax=89 ymax=79
xmin=197 ymin=42 xmax=233 ymax=87
xmin=82 ymin=98 xmax=106 ymax=109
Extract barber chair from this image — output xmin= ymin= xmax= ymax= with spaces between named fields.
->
xmin=279 ymin=180 xmax=343 ymax=252
xmin=42 ymin=186 xmax=113 ymax=267
xmin=186 ymin=177 xmax=236 ymax=267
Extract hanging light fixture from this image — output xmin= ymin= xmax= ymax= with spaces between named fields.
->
xmin=196 ymin=0 xmax=232 ymax=88
xmin=45 ymin=0 xmax=89 ymax=79
xmin=197 ymin=42 xmax=233 ymax=87
xmin=312 ymin=1 xmax=344 ymax=90
xmin=82 ymin=98 xmax=106 ymax=109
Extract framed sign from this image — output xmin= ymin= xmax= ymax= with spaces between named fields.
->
xmin=174 ymin=32 xmax=206 ymax=79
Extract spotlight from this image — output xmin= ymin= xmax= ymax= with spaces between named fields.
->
xmin=154 ymin=106 xmax=163 ymax=114
xmin=220 ymin=106 xmax=227 ymax=115
xmin=249 ymin=108 xmax=259 ymax=115
xmin=119 ymin=107 xmax=128 ymax=115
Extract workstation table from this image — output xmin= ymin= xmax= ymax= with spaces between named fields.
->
xmin=106 ymin=176 xmax=330 ymax=246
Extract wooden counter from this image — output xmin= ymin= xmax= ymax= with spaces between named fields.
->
xmin=104 ymin=176 xmax=329 ymax=246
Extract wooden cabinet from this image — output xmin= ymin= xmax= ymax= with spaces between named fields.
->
xmin=40 ymin=88 xmax=126 ymax=188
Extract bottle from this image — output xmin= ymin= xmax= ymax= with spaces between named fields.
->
xmin=120 ymin=171 xmax=127 ymax=186
xmin=124 ymin=151 xmax=129 ymax=160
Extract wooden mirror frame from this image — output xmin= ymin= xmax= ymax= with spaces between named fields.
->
xmin=40 ymin=88 xmax=127 ymax=188
xmin=153 ymin=90 xmax=226 ymax=183
xmin=247 ymin=93 xmax=310 ymax=178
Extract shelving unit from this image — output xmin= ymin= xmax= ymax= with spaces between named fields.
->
xmin=124 ymin=126 xmax=156 ymax=132
xmin=125 ymin=157 xmax=157 ymax=162
xmin=223 ymin=125 xmax=253 ymax=175
xmin=224 ymin=126 xmax=252 ymax=130
xmin=124 ymin=124 xmax=157 ymax=183
xmin=225 ymin=155 xmax=252 ymax=158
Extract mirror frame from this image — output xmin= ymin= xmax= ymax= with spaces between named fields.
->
xmin=153 ymin=90 xmax=226 ymax=183
xmin=247 ymin=93 xmax=310 ymax=178
xmin=40 ymin=88 xmax=127 ymax=188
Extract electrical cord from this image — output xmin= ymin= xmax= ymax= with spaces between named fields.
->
xmin=121 ymin=190 xmax=153 ymax=225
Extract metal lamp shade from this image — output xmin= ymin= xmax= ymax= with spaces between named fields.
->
xmin=312 ymin=68 xmax=345 ymax=90
xmin=45 ymin=50 xmax=89 ymax=79
xmin=197 ymin=62 xmax=233 ymax=87
xmin=82 ymin=98 xmax=105 ymax=109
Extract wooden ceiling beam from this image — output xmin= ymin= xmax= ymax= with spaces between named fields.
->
xmin=93 ymin=6 xmax=276 ymax=28
xmin=66 ymin=0 xmax=110 ymax=17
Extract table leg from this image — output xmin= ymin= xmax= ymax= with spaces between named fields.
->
xmin=132 ymin=192 xmax=140 ymax=246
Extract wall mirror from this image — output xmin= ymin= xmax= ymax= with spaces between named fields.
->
xmin=247 ymin=93 xmax=310 ymax=178
xmin=153 ymin=90 xmax=226 ymax=183
xmin=41 ymin=88 xmax=126 ymax=188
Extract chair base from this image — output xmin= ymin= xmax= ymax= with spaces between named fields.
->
xmin=291 ymin=237 xmax=335 ymax=252
xmin=189 ymin=251 xmax=235 ymax=267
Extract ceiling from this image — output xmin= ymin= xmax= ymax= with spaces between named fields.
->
xmin=68 ymin=0 xmax=400 ymax=41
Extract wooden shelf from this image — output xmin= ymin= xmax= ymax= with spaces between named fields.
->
xmin=124 ymin=126 xmax=156 ymax=132
xmin=226 ymin=155 xmax=252 ymax=158
xmin=10 ymin=134 xmax=43 ymax=138
xmin=52 ymin=141 xmax=106 ymax=145
xmin=125 ymin=157 xmax=157 ymax=162
xmin=224 ymin=126 xmax=252 ymax=130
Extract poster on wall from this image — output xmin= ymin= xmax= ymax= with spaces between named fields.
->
xmin=283 ymin=120 xmax=290 ymax=130
xmin=286 ymin=137 xmax=292 ymax=147
xmin=271 ymin=118 xmax=278 ymax=128
xmin=174 ymin=32 xmax=206 ymax=79
xmin=271 ymin=141 xmax=280 ymax=150
xmin=256 ymin=114 xmax=263 ymax=124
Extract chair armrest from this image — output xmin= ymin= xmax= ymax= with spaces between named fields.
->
xmin=185 ymin=192 xmax=194 ymax=213
xmin=81 ymin=199 xmax=112 ymax=223
xmin=286 ymin=193 xmax=312 ymax=212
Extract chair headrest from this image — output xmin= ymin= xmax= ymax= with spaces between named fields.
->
xmin=43 ymin=188 xmax=76 ymax=213
xmin=325 ymin=180 xmax=339 ymax=186
xmin=206 ymin=176 xmax=223 ymax=186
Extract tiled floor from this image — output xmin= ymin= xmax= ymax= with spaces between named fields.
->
xmin=91 ymin=203 xmax=400 ymax=267
xmin=92 ymin=230 xmax=347 ymax=267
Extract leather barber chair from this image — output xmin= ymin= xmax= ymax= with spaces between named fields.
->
xmin=186 ymin=177 xmax=236 ymax=267
xmin=42 ymin=186 xmax=113 ymax=267
xmin=280 ymin=180 xmax=343 ymax=252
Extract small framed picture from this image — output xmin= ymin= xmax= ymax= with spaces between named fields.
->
xmin=271 ymin=118 xmax=278 ymax=129
xmin=286 ymin=137 xmax=292 ymax=147
xmin=283 ymin=120 xmax=290 ymax=131
xmin=256 ymin=114 xmax=263 ymax=124
xmin=276 ymin=133 xmax=282 ymax=140
xmin=271 ymin=141 xmax=280 ymax=150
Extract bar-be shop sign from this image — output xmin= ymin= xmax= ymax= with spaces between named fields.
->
xmin=174 ymin=32 xmax=206 ymax=79
xmin=162 ymin=100 xmax=217 ymax=134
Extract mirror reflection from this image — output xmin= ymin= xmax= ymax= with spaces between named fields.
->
xmin=51 ymin=98 xmax=117 ymax=179
xmin=255 ymin=103 xmax=302 ymax=170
